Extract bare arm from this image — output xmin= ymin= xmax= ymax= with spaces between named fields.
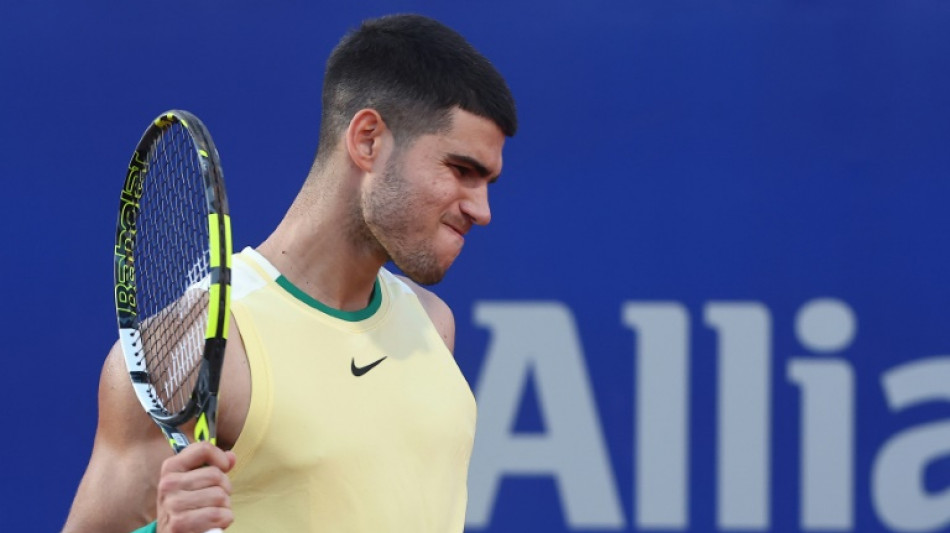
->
xmin=63 ymin=336 xmax=241 ymax=533
xmin=62 ymin=341 xmax=173 ymax=532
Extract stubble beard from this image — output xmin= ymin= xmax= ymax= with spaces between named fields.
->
xmin=355 ymin=159 xmax=448 ymax=286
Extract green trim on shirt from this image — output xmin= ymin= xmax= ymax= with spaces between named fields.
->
xmin=276 ymin=275 xmax=382 ymax=322
xmin=130 ymin=521 xmax=156 ymax=533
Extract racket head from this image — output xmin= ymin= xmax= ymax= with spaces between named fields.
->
xmin=114 ymin=110 xmax=231 ymax=436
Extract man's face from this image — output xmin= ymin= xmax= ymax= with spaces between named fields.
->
xmin=362 ymin=108 xmax=505 ymax=285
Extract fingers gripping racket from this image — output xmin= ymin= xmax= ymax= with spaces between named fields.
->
xmin=114 ymin=110 xmax=232 ymax=533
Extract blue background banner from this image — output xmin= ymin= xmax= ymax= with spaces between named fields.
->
xmin=3 ymin=1 xmax=950 ymax=531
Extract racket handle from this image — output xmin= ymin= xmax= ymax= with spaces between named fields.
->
xmin=204 ymin=529 xmax=224 ymax=533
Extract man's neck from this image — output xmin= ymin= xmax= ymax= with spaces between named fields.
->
xmin=257 ymin=184 xmax=385 ymax=312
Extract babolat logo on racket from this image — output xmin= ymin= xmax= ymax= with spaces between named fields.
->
xmin=114 ymin=150 xmax=147 ymax=321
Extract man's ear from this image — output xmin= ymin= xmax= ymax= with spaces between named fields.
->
xmin=345 ymin=109 xmax=390 ymax=172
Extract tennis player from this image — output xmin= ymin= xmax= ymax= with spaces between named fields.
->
xmin=63 ymin=13 xmax=517 ymax=533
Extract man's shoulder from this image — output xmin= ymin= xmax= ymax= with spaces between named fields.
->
xmin=388 ymin=273 xmax=455 ymax=352
xmin=391 ymin=274 xmax=451 ymax=314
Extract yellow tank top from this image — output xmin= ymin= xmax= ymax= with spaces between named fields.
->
xmin=227 ymin=248 xmax=476 ymax=532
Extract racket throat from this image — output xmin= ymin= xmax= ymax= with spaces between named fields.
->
xmin=194 ymin=399 xmax=218 ymax=445
xmin=191 ymin=359 xmax=220 ymax=445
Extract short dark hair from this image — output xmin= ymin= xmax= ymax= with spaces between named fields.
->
xmin=316 ymin=14 xmax=517 ymax=160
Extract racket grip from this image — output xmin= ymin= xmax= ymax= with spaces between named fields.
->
xmin=204 ymin=529 xmax=224 ymax=533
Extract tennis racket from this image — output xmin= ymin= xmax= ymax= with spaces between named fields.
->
xmin=114 ymin=110 xmax=232 ymax=533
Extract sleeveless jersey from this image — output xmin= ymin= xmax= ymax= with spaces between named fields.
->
xmin=226 ymin=248 xmax=477 ymax=532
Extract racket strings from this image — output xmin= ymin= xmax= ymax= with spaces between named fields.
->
xmin=135 ymin=123 xmax=211 ymax=416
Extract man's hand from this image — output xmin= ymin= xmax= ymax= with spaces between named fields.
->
xmin=156 ymin=442 xmax=237 ymax=533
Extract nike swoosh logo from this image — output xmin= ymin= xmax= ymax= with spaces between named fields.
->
xmin=351 ymin=356 xmax=387 ymax=377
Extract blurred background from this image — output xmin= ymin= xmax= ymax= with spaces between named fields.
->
xmin=3 ymin=1 xmax=950 ymax=531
